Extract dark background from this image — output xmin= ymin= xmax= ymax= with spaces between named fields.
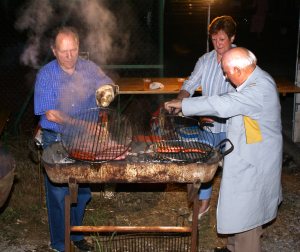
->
xmin=0 ymin=0 xmax=299 ymax=135
xmin=164 ymin=0 xmax=299 ymax=78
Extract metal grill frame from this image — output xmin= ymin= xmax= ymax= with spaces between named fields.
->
xmin=61 ymin=107 xmax=133 ymax=163
xmin=148 ymin=114 xmax=215 ymax=163
xmin=42 ymin=141 xmax=230 ymax=252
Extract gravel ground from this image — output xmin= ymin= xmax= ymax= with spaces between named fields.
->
xmin=261 ymin=171 xmax=300 ymax=252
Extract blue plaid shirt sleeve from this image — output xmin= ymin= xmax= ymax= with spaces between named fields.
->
xmin=34 ymin=68 xmax=56 ymax=116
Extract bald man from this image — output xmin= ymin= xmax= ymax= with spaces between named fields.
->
xmin=165 ymin=47 xmax=282 ymax=252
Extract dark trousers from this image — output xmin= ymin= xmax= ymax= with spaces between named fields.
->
xmin=42 ymin=129 xmax=91 ymax=251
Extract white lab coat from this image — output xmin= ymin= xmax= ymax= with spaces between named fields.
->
xmin=182 ymin=66 xmax=282 ymax=234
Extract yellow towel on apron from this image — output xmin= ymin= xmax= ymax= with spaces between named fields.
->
xmin=243 ymin=116 xmax=263 ymax=144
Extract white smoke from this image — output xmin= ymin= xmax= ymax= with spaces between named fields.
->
xmin=76 ymin=0 xmax=130 ymax=65
xmin=15 ymin=0 xmax=54 ymax=67
xmin=15 ymin=0 xmax=53 ymax=33
xmin=20 ymin=37 xmax=41 ymax=67
xmin=15 ymin=0 xmax=131 ymax=67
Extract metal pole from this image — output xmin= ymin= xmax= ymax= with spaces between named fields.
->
xmin=207 ymin=2 xmax=211 ymax=53
xmin=292 ymin=7 xmax=300 ymax=142
xmin=159 ymin=0 xmax=165 ymax=77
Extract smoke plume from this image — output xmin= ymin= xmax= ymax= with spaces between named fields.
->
xmin=15 ymin=0 xmax=131 ymax=67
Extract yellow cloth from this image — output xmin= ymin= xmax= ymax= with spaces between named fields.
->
xmin=243 ymin=116 xmax=263 ymax=144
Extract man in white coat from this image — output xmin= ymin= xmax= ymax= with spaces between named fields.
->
xmin=164 ymin=47 xmax=282 ymax=252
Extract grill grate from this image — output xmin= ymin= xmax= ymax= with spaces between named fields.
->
xmin=61 ymin=108 xmax=132 ymax=163
xmin=148 ymin=114 xmax=215 ymax=163
xmin=93 ymin=233 xmax=192 ymax=252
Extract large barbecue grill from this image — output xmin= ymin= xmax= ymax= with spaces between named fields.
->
xmin=42 ymin=107 xmax=233 ymax=252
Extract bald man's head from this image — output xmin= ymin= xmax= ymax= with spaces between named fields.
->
xmin=222 ymin=47 xmax=257 ymax=69
xmin=221 ymin=47 xmax=257 ymax=87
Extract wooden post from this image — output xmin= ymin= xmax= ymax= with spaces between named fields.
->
xmin=65 ymin=194 xmax=71 ymax=252
xmin=190 ymin=181 xmax=201 ymax=252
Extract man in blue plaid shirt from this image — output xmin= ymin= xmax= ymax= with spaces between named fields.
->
xmin=34 ymin=26 xmax=115 ymax=252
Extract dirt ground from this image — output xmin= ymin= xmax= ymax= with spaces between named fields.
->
xmin=0 ymin=135 xmax=299 ymax=252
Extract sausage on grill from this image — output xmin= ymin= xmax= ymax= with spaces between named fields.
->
xmin=156 ymin=146 xmax=206 ymax=154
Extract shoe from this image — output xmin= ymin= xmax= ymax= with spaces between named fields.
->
xmin=214 ymin=246 xmax=231 ymax=252
xmin=49 ymin=242 xmax=64 ymax=252
xmin=103 ymin=190 xmax=115 ymax=199
xmin=73 ymin=239 xmax=94 ymax=252
xmin=50 ymin=248 xmax=64 ymax=252
xmin=188 ymin=206 xmax=210 ymax=222
xmin=103 ymin=184 xmax=116 ymax=199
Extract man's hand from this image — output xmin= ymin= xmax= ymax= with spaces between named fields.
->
xmin=177 ymin=89 xmax=190 ymax=100
xmin=45 ymin=110 xmax=68 ymax=124
xmin=96 ymin=84 xmax=119 ymax=107
xmin=200 ymin=117 xmax=214 ymax=123
xmin=164 ymin=99 xmax=183 ymax=114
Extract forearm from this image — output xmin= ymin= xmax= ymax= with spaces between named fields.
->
xmin=45 ymin=110 xmax=99 ymax=135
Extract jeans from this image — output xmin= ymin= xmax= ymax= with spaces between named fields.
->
xmin=42 ymin=129 xmax=91 ymax=251
xmin=199 ymin=132 xmax=226 ymax=200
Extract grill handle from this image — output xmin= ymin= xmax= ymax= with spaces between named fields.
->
xmin=215 ymin=138 xmax=234 ymax=157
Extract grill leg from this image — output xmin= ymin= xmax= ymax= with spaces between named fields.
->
xmin=65 ymin=194 xmax=71 ymax=252
xmin=65 ymin=178 xmax=78 ymax=252
xmin=191 ymin=192 xmax=200 ymax=252
xmin=68 ymin=177 xmax=78 ymax=204
xmin=190 ymin=181 xmax=201 ymax=252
